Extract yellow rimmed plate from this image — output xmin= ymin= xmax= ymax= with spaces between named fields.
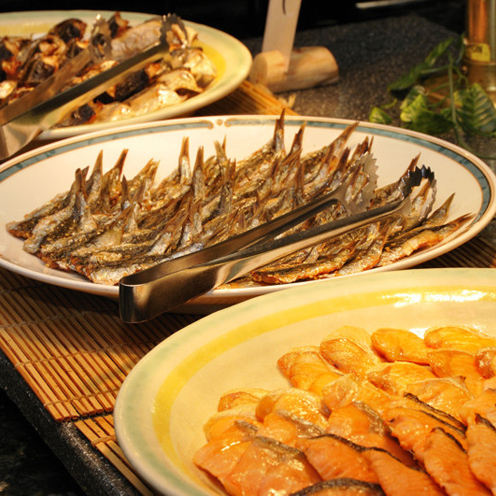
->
xmin=114 ymin=267 xmax=496 ymax=495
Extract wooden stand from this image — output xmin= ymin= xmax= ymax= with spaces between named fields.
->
xmin=248 ymin=0 xmax=339 ymax=93
xmin=249 ymin=46 xmax=339 ymax=93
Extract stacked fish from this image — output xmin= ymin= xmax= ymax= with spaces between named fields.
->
xmin=194 ymin=325 xmax=496 ymax=495
xmin=0 ymin=12 xmax=216 ymax=126
xmin=6 ymin=113 xmax=470 ymax=286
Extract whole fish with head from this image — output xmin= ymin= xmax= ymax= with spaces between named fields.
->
xmin=233 ymin=112 xmax=287 ymax=196
xmin=22 ymin=168 xmax=92 ymax=255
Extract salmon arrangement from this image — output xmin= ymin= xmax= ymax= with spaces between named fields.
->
xmin=6 ymin=114 xmax=471 ymax=286
xmin=194 ymin=325 xmax=496 ymax=495
xmin=0 ymin=12 xmax=216 ymax=127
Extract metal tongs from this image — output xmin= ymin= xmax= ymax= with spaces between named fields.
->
xmin=119 ymin=163 xmax=435 ymax=322
xmin=0 ymin=14 xmax=179 ymax=160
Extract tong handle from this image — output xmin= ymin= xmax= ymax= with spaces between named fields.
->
xmin=119 ymin=196 xmax=408 ymax=322
xmin=118 ymin=188 xmax=343 ymax=320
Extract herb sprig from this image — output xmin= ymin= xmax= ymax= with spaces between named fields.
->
xmin=369 ymin=35 xmax=496 ymax=159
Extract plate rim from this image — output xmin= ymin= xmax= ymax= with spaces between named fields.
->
xmin=0 ymin=9 xmax=252 ymax=140
xmin=114 ymin=266 xmax=496 ymax=495
xmin=0 ymin=115 xmax=495 ymax=306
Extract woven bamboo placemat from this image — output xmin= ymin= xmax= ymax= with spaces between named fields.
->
xmin=0 ymin=271 xmax=198 ymax=422
xmin=196 ymin=80 xmax=299 ymax=116
xmin=0 ymin=267 xmax=199 ymax=493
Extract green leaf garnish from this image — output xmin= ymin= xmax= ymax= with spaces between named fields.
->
xmin=370 ymin=35 xmax=496 ymax=158
xmin=369 ymin=106 xmax=392 ymax=124
xmin=388 ymin=38 xmax=454 ymax=92
xmin=455 ymin=83 xmax=496 ymax=135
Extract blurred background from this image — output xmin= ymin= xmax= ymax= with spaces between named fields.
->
xmin=0 ymin=0 xmax=467 ymax=37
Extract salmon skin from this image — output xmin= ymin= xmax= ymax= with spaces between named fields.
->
xmin=467 ymin=415 xmax=496 ymax=495
xmin=291 ymin=478 xmax=385 ymax=495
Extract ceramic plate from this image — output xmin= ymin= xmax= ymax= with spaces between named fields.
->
xmin=114 ymin=267 xmax=496 ymax=495
xmin=0 ymin=115 xmax=495 ymax=309
xmin=0 ymin=10 xmax=252 ymax=139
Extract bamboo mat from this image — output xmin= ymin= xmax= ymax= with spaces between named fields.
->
xmin=195 ymin=79 xmax=299 ymax=116
xmin=0 ymin=80 xmax=495 ymax=493
xmin=0 ymin=267 xmax=199 ymax=494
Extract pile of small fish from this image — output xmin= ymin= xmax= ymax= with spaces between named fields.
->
xmin=0 ymin=12 xmax=216 ymax=126
xmin=6 ymin=113 xmax=470 ymax=286
xmin=194 ymin=325 xmax=496 ymax=495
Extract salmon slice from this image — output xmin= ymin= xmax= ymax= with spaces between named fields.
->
xmin=298 ymin=433 xmax=379 ymax=483
xmin=423 ymin=426 xmax=492 ymax=495
xmin=277 ymin=346 xmax=343 ymax=394
xmin=428 ymin=349 xmax=485 ymax=396
xmin=475 ymin=347 xmax=496 ymax=379
xmin=401 ymin=393 xmax=467 ymax=432
xmin=326 ymin=401 xmax=386 ymax=439
xmin=322 ymin=374 xmax=393 ymax=415
xmin=320 ymin=337 xmax=383 ymax=380
xmin=218 ymin=388 xmax=268 ymax=412
xmin=309 ymin=371 xmax=345 ymax=397
xmin=363 ymin=447 xmax=445 ymax=496
xmin=424 ymin=326 xmax=496 ymax=354
xmin=367 ymin=361 xmax=436 ymax=396
xmin=290 ymin=478 xmax=385 ymax=495
xmin=204 ymin=389 xmax=264 ymax=441
xmin=326 ymin=325 xmax=376 ymax=351
xmin=467 ymin=415 xmax=496 ymax=495
xmin=326 ymin=402 xmax=417 ymax=467
xmin=459 ymin=388 xmax=496 ymax=425
xmin=383 ymin=405 xmax=467 ymax=463
xmin=193 ymin=420 xmax=258 ymax=485
xmin=203 ymin=411 xmax=261 ymax=443
xmin=255 ymin=388 xmax=329 ymax=428
xmin=404 ymin=378 xmax=472 ymax=422
xmin=223 ymin=435 xmax=322 ymax=496
xmin=370 ymin=327 xmax=430 ymax=364
xmin=257 ymin=410 xmax=324 ymax=447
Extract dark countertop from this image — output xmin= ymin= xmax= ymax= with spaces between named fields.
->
xmin=0 ymin=348 xmax=141 ymax=496
xmin=0 ymin=12 xmax=492 ymax=496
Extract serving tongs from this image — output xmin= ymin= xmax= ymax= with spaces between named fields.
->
xmin=0 ymin=14 xmax=179 ymax=160
xmin=119 ymin=162 xmax=435 ymax=322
